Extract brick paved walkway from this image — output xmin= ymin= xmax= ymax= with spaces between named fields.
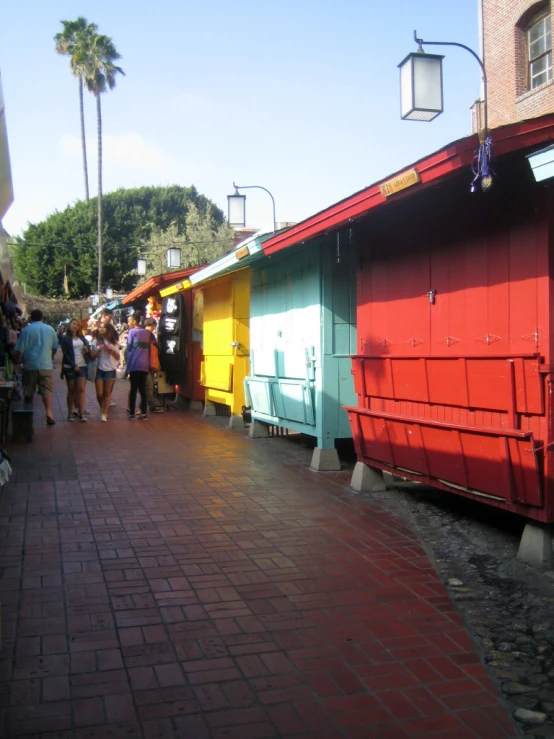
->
xmin=0 ymin=369 xmax=517 ymax=738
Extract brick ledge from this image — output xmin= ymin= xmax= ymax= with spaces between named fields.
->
xmin=516 ymin=78 xmax=554 ymax=104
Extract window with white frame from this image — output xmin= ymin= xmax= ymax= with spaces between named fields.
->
xmin=528 ymin=13 xmax=552 ymax=88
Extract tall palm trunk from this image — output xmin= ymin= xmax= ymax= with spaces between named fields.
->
xmin=96 ymin=93 xmax=103 ymax=296
xmin=78 ymin=77 xmax=89 ymax=203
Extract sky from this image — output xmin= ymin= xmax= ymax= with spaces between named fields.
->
xmin=1 ymin=0 xmax=482 ymax=238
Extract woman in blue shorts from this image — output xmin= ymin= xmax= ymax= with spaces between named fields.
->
xmin=90 ymin=323 xmax=120 ymax=422
xmin=59 ymin=318 xmax=90 ymax=422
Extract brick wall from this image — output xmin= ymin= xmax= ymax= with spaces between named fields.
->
xmin=483 ymin=0 xmax=554 ymax=129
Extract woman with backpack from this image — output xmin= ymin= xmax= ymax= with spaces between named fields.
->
xmin=125 ymin=314 xmax=150 ymax=420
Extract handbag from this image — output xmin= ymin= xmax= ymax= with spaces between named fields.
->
xmin=86 ymin=358 xmax=98 ymax=383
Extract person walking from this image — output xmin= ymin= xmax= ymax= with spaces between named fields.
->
xmin=101 ymin=309 xmax=119 ymax=408
xmin=143 ymin=318 xmax=164 ymax=413
xmin=100 ymin=308 xmax=119 ymax=339
xmin=59 ymin=318 xmax=90 ymax=422
xmin=89 ymin=323 xmax=120 ymax=422
xmin=126 ymin=314 xmax=150 ymax=421
xmin=12 ymin=309 xmax=59 ymax=426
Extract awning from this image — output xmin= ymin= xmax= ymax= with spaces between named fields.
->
xmin=158 ymin=231 xmax=275 ymax=299
xmin=122 ymin=267 xmax=202 ymax=306
xmin=89 ymin=297 xmax=126 ymax=320
xmin=160 ymin=278 xmax=193 ymax=298
xmin=260 ymin=112 xmax=554 ymax=256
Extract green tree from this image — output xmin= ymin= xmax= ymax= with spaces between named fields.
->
xmin=8 ymin=186 xmax=230 ymax=297
xmin=54 ymin=17 xmax=98 ymax=203
xmin=139 ymin=204 xmax=235 ymax=280
xmin=79 ymin=33 xmax=124 ymax=297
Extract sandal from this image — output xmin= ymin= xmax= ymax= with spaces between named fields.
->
xmin=46 ymin=417 xmax=56 ymax=426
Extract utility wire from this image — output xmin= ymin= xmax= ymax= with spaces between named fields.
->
xmin=6 ymin=238 xmax=234 ymax=249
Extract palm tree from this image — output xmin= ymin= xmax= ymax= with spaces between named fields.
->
xmin=54 ymin=18 xmax=98 ymax=203
xmin=81 ymin=35 xmax=124 ymax=296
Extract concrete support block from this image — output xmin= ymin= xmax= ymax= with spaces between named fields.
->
xmin=350 ymin=462 xmax=387 ymax=493
xmin=249 ymin=420 xmax=269 ymax=439
xmin=189 ymin=400 xmax=203 ymax=411
xmin=382 ymin=470 xmax=395 ymax=489
xmin=517 ymin=523 xmax=553 ymax=570
xmin=310 ymin=447 xmax=341 ymax=472
xmin=228 ymin=414 xmax=245 ymax=430
xmin=203 ymin=403 xmax=216 ymax=417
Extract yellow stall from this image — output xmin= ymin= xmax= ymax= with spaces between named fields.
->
xmin=199 ymin=268 xmax=250 ymax=426
xmin=167 ymin=231 xmax=268 ymax=428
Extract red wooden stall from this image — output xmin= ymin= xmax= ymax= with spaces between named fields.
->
xmin=262 ymin=113 xmax=554 ymax=530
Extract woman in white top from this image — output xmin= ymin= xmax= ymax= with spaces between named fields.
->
xmin=89 ymin=323 xmax=120 ymax=422
xmin=59 ymin=318 xmax=90 ymax=422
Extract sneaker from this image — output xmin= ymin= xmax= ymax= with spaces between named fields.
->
xmin=46 ymin=417 xmax=56 ymax=426
xmin=128 ymin=414 xmax=135 ymax=421
xmin=79 ymin=415 xmax=87 ymax=423
xmin=72 ymin=411 xmax=79 ymax=418
xmin=138 ymin=414 xmax=148 ymax=421
xmin=152 ymin=406 xmax=164 ymax=413
xmin=101 ymin=414 xmax=107 ymax=422
xmin=67 ymin=414 xmax=75 ymax=422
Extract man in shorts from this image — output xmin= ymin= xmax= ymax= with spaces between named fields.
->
xmin=13 ymin=309 xmax=59 ymax=426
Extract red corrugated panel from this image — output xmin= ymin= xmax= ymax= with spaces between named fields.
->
xmin=347 ymin=407 xmax=543 ymax=512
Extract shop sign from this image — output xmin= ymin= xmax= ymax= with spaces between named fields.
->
xmin=379 ymin=168 xmax=420 ymax=198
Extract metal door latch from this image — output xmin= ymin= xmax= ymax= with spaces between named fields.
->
xmin=427 ymin=288 xmax=436 ymax=305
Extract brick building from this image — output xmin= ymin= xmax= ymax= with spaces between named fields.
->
xmin=482 ymin=0 xmax=553 ymax=127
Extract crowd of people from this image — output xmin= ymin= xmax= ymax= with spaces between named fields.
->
xmin=12 ymin=307 xmax=165 ymax=426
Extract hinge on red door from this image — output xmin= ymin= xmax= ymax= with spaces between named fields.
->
xmin=476 ymin=334 xmax=502 ymax=345
xmin=406 ymin=337 xmax=423 ymax=347
xmin=438 ymin=336 xmax=460 ymax=347
xmin=377 ymin=338 xmax=393 ymax=348
xmin=522 ymin=328 xmax=540 ymax=349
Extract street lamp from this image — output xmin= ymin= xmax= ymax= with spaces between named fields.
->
xmin=105 ymin=286 xmax=114 ymax=300
xmin=398 ymin=49 xmax=444 ymax=121
xmin=399 ymin=31 xmax=492 ymax=192
xmin=166 ymin=246 xmax=181 ymax=269
xmin=92 ymin=293 xmax=99 ymax=307
xmin=227 ymin=182 xmax=276 ymax=233
xmin=135 ymin=247 xmax=182 ymax=276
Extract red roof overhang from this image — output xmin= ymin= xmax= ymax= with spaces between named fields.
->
xmin=122 ymin=266 xmax=203 ymax=305
xmin=262 ymin=113 xmax=554 ymax=256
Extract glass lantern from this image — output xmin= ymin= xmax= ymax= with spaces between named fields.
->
xmin=399 ymin=51 xmax=444 ymax=121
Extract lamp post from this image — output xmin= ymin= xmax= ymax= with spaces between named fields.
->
xmin=399 ymin=31 xmax=492 ymax=192
xmin=228 ymin=182 xmax=276 ymax=233
xmin=136 ymin=247 xmax=182 ymax=277
xmin=105 ymin=286 xmax=114 ymax=300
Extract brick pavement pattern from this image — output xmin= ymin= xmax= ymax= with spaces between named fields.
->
xmin=0 ymin=371 xmax=517 ymax=738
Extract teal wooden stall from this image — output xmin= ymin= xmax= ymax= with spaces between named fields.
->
xmin=245 ymin=229 xmax=357 ymax=470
